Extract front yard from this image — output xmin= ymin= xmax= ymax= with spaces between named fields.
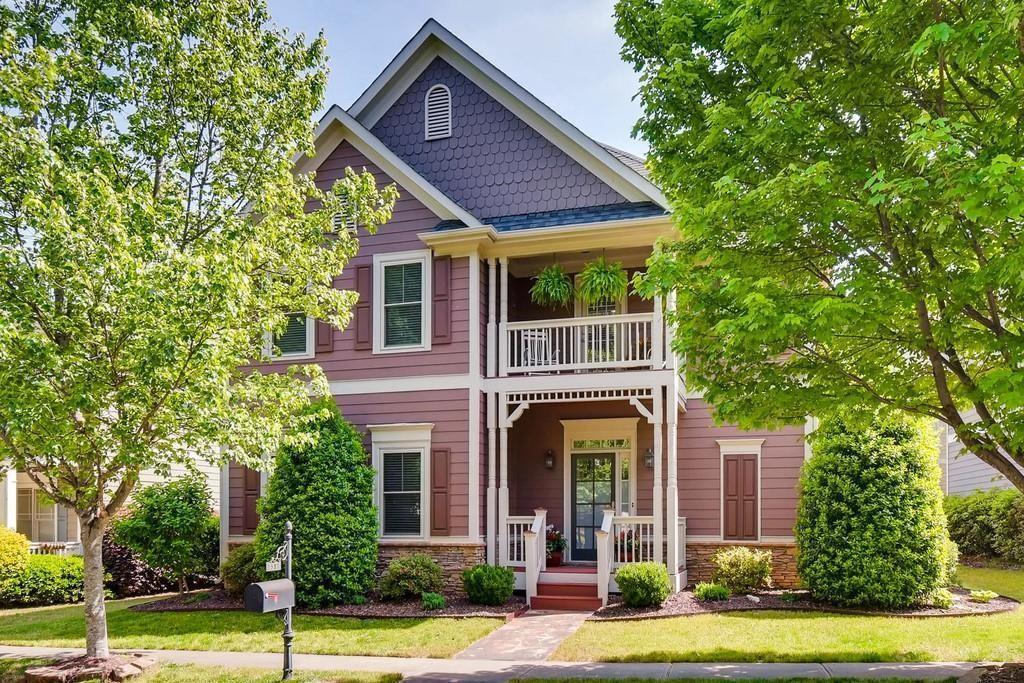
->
xmin=551 ymin=566 xmax=1024 ymax=663
xmin=0 ymin=659 xmax=399 ymax=683
xmin=0 ymin=598 xmax=500 ymax=659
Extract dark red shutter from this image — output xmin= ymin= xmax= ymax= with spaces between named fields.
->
xmin=315 ymin=319 xmax=333 ymax=353
xmin=432 ymin=256 xmax=451 ymax=344
xmin=723 ymin=454 xmax=758 ymax=540
xmin=243 ymin=467 xmax=261 ymax=535
xmin=430 ymin=448 xmax=450 ymax=535
xmin=354 ymin=264 xmax=372 ymax=350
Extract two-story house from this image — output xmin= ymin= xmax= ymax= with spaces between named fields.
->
xmin=221 ymin=19 xmax=809 ymax=609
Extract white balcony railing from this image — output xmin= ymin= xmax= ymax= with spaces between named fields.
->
xmin=503 ymin=313 xmax=656 ymax=374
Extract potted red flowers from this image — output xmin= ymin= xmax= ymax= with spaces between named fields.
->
xmin=546 ymin=525 xmax=567 ymax=567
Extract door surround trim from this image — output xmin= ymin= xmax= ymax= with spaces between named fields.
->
xmin=560 ymin=417 xmax=639 ymax=563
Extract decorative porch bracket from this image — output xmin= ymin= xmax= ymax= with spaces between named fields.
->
xmin=629 ymin=397 xmax=655 ymax=424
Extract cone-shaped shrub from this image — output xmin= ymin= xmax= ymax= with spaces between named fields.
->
xmin=253 ymin=400 xmax=377 ymax=607
xmin=796 ymin=411 xmax=952 ymax=608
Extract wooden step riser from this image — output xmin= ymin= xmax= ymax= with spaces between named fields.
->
xmin=537 ymin=582 xmax=598 ymax=597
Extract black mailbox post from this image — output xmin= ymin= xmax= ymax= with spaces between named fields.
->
xmin=244 ymin=521 xmax=294 ymax=680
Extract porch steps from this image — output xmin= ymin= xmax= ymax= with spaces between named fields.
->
xmin=531 ymin=575 xmax=602 ymax=611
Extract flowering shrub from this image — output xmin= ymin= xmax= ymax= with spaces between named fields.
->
xmin=545 ymin=525 xmax=566 ymax=558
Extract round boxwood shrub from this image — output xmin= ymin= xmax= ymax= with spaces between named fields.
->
xmin=0 ymin=555 xmax=85 ymax=607
xmin=796 ymin=411 xmax=952 ymax=608
xmin=254 ymin=400 xmax=379 ymax=608
xmin=221 ymin=543 xmax=262 ymax=598
xmin=0 ymin=527 xmax=29 ymax=583
xmin=711 ymin=546 xmax=772 ymax=593
xmin=462 ymin=564 xmax=514 ymax=605
xmin=380 ymin=554 xmax=445 ymax=601
xmin=615 ymin=561 xmax=670 ymax=607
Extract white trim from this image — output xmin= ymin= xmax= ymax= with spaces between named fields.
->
xmin=369 ymin=423 xmax=434 ymax=540
xmin=377 ymin=536 xmax=483 ymax=546
xmin=560 ymin=418 xmax=639 ymax=562
xmin=467 ymin=256 xmax=481 ymax=541
xmin=324 ymin=369 xmax=675 ymax=396
xmin=3 ymin=469 xmax=15 ymax=531
xmin=803 ymin=416 xmax=818 ymax=461
xmin=329 ymin=374 xmax=470 ymax=395
xmin=263 ymin=314 xmax=315 ymax=362
xmin=298 ymin=106 xmax=480 ymax=227
xmin=424 ymin=84 xmax=453 ymax=140
xmin=373 ymin=249 xmax=432 ymax=354
xmin=687 ymin=534 xmax=796 ymax=545
xmin=348 ymin=20 xmax=667 ymax=207
xmin=717 ymin=438 xmax=764 ymax=541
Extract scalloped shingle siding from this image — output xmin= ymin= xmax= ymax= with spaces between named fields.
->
xmin=370 ymin=57 xmax=626 ymax=220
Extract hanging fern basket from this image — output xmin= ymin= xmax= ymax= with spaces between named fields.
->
xmin=577 ymin=256 xmax=628 ymax=305
xmin=530 ymin=264 xmax=574 ymax=309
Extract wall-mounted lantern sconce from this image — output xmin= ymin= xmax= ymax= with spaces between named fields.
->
xmin=643 ymin=448 xmax=654 ymax=469
xmin=544 ymin=449 xmax=556 ymax=470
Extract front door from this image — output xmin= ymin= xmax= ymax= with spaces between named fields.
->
xmin=571 ymin=453 xmax=615 ymax=561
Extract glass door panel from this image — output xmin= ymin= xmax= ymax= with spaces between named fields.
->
xmin=571 ymin=453 xmax=615 ymax=561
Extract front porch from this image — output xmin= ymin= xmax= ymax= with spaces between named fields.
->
xmin=486 ymin=391 xmax=686 ymax=607
xmin=1 ymin=470 xmax=82 ymax=555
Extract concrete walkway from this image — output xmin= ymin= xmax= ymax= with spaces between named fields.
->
xmin=455 ymin=610 xmax=591 ymax=661
xmin=0 ymin=645 xmax=982 ymax=681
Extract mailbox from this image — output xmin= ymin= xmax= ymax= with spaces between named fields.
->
xmin=244 ymin=579 xmax=296 ymax=614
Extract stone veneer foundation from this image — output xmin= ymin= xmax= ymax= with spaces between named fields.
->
xmin=686 ymin=541 xmax=800 ymax=589
xmin=377 ymin=542 xmax=487 ymax=595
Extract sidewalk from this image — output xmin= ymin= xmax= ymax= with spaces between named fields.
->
xmin=0 ymin=645 xmax=982 ymax=681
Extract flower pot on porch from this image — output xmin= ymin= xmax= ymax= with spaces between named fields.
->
xmin=547 ymin=551 xmax=563 ymax=567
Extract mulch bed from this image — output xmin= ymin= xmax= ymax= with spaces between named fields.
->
xmin=971 ymin=664 xmax=1024 ymax=683
xmin=591 ymin=586 xmax=1019 ymax=621
xmin=132 ymin=589 xmax=527 ymax=620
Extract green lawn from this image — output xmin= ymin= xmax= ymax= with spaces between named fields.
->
xmin=0 ymin=598 xmax=499 ymax=659
xmin=0 ymin=658 xmax=399 ymax=683
xmin=552 ymin=565 xmax=1024 ymax=663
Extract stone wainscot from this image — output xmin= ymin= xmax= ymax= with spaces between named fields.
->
xmin=686 ymin=541 xmax=800 ymax=589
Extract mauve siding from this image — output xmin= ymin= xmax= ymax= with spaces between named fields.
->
xmin=506 ymin=398 xmax=803 ymax=539
xmin=336 ymin=390 xmax=470 ymax=537
xmin=256 ymin=140 xmax=469 ymax=379
xmin=370 ymin=57 xmax=626 ymax=219
xmin=679 ymin=399 xmax=805 ymax=537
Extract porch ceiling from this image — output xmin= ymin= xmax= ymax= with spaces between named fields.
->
xmin=507 ymin=246 xmax=651 ymax=278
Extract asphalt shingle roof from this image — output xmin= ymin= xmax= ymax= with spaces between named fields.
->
xmin=432 ymin=201 xmax=666 ymax=233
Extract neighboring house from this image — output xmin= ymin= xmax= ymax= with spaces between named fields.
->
xmin=219 ymin=19 xmax=809 ymax=608
xmin=0 ymin=462 xmax=221 ymax=553
xmin=940 ymin=415 xmax=1019 ymax=495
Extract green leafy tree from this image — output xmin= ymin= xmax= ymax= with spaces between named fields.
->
xmin=252 ymin=400 xmax=378 ymax=608
xmin=113 ymin=476 xmax=219 ymax=593
xmin=796 ymin=411 xmax=952 ymax=607
xmin=0 ymin=0 xmax=396 ymax=658
xmin=618 ymin=0 xmax=1024 ymax=491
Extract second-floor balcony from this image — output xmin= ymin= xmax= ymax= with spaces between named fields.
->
xmin=503 ymin=313 xmax=658 ymax=374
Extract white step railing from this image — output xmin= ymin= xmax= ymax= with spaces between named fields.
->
xmin=504 ymin=515 xmax=534 ymax=568
xmin=611 ymin=515 xmax=656 ymax=567
xmin=503 ymin=313 xmax=656 ymax=374
xmin=596 ymin=509 xmax=615 ymax=606
xmin=523 ymin=508 xmax=547 ymax=604
xmin=677 ymin=517 xmax=687 ymax=572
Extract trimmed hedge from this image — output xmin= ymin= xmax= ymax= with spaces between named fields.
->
xmin=711 ymin=546 xmax=772 ymax=593
xmin=796 ymin=412 xmax=953 ymax=608
xmin=221 ymin=543 xmax=262 ymax=598
xmin=254 ymin=400 xmax=378 ymax=608
xmin=615 ymin=561 xmax=670 ymax=607
xmin=462 ymin=564 xmax=514 ymax=606
xmin=946 ymin=489 xmax=1024 ymax=565
xmin=381 ymin=554 xmax=444 ymax=601
xmin=0 ymin=555 xmax=86 ymax=607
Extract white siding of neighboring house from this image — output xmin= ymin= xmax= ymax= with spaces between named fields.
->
xmin=940 ymin=417 xmax=1018 ymax=495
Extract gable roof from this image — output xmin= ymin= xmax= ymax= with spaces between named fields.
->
xmin=348 ymin=19 xmax=668 ymax=210
xmin=297 ymin=106 xmax=480 ymax=227
xmin=600 ymin=144 xmax=651 ymax=180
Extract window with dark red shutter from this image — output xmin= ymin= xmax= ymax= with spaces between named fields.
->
xmin=354 ymin=264 xmax=372 ymax=350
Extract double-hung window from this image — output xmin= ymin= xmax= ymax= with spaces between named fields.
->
xmin=265 ymin=313 xmax=314 ymax=360
xmin=373 ymin=250 xmax=431 ymax=353
xmin=369 ymin=423 xmax=433 ymax=539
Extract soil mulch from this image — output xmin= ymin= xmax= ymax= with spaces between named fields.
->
xmin=591 ymin=587 xmax=1018 ymax=621
xmin=131 ymin=589 xmax=527 ymax=620
xmin=971 ymin=664 xmax=1024 ymax=683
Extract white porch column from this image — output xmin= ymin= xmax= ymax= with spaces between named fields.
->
xmin=653 ymin=389 xmax=664 ymax=564
xmin=666 ymin=385 xmax=680 ymax=583
xmin=497 ymin=392 xmax=510 ymax=566
xmin=498 ymin=257 xmax=509 ymax=377
xmin=468 ymin=255 xmax=482 ymax=541
xmin=4 ymin=468 xmax=16 ymax=531
xmin=652 ymin=294 xmax=664 ymax=369
xmin=486 ymin=392 xmax=498 ymax=565
xmin=487 ymin=258 xmax=497 ymax=378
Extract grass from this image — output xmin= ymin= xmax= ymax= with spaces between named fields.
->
xmin=551 ymin=565 xmax=1024 ymax=663
xmin=0 ymin=658 xmax=399 ymax=683
xmin=0 ymin=598 xmax=499 ymax=659
xmin=512 ymin=680 xmax=955 ymax=683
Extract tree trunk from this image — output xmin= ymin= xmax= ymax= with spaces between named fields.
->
xmin=80 ymin=519 xmax=110 ymax=659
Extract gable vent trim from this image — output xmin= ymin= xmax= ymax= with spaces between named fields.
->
xmin=424 ymin=84 xmax=452 ymax=140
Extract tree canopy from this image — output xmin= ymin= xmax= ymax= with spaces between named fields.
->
xmin=617 ymin=0 xmax=1024 ymax=490
xmin=0 ymin=0 xmax=396 ymax=657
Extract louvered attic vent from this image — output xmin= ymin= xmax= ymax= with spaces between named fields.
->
xmin=333 ymin=199 xmax=356 ymax=234
xmin=424 ymin=84 xmax=452 ymax=140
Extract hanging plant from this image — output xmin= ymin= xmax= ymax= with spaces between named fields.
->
xmin=577 ymin=256 xmax=627 ymax=305
xmin=530 ymin=264 xmax=574 ymax=308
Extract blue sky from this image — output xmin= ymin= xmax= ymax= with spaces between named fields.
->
xmin=265 ymin=0 xmax=647 ymax=155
